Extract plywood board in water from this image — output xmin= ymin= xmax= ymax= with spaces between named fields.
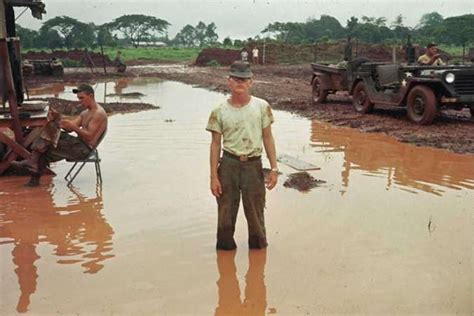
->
xmin=277 ymin=153 xmax=320 ymax=171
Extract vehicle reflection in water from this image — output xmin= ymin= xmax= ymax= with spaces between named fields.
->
xmin=310 ymin=120 xmax=474 ymax=196
xmin=215 ymin=250 xmax=268 ymax=316
xmin=0 ymin=178 xmax=114 ymax=313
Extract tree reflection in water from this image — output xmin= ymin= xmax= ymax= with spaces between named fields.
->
xmin=0 ymin=179 xmax=114 ymax=313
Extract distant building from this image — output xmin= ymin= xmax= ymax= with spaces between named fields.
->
xmin=135 ymin=41 xmax=167 ymax=48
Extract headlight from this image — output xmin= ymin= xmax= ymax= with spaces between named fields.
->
xmin=445 ymin=73 xmax=455 ymax=83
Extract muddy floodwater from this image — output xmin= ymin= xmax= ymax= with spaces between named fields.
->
xmin=1 ymin=79 xmax=473 ymax=315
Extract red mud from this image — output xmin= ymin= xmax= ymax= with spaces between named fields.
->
xmin=23 ymin=63 xmax=474 ymax=154
xmin=22 ymin=49 xmax=114 ymax=66
xmin=195 ymin=42 xmax=413 ymax=66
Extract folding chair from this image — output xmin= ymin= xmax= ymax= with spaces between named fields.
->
xmin=64 ymin=130 xmax=106 ymax=186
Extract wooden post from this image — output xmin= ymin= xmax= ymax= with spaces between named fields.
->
xmin=462 ymin=43 xmax=466 ymax=65
xmin=0 ymin=2 xmax=23 ymax=143
xmin=100 ymin=43 xmax=107 ymax=75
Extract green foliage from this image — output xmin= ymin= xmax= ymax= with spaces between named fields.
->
xmin=262 ymin=15 xmax=345 ymax=43
xmin=223 ymin=37 xmax=233 ymax=46
xmin=36 ymin=29 xmax=63 ymax=50
xmin=173 ymin=21 xmax=219 ymax=47
xmin=61 ymin=59 xmax=83 ymax=67
xmin=108 ymin=15 xmax=170 ymax=48
xmin=439 ymin=14 xmax=474 ymax=45
xmin=16 ymin=25 xmax=38 ymax=48
xmin=95 ymin=47 xmax=200 ymax=62
xmin=97 ymin=25 xmax=116 ymax=47
xmin=206 ymin=60 xmax=221 ymax=67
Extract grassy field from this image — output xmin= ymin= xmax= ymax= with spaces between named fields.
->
xmin=96 ymin=47 xmax=201 ymax=62
xmin=23 ymin=46 xmax=201 ymax=62
xmin=438 ymin=45 xmax=472 ymax=57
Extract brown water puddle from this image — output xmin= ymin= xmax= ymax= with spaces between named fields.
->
xmin=1 ymin=79 xmax=473 ymax=315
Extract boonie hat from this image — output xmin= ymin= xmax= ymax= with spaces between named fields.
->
xmin=72 ymin=84 xmax=95 ymax=94
xmin=229 ymin=61 xmax=253 ymax=79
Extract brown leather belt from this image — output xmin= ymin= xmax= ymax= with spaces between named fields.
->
xmin=223 ymin=150 xmax=261 ymax=162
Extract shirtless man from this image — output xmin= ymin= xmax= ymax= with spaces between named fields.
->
xmin=14 ymin=84 xmax=107 ymax=186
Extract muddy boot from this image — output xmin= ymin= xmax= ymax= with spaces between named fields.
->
xmin=11 ymin=160 xmax=38 ymax=173
xmin=24 ymin=174 xmax=41 ymax=187
xmin=11 ymin=151 xmax=42 ymax=173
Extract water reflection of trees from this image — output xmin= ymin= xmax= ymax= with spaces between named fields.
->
xmin=0 ymin=179 xmax=114 ymax=313
xmin=215 ymin=250 xmax=268 ymax=316
xmin=311 ymin=120 xmax=474 ymax=196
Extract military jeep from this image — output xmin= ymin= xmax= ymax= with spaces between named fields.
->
xmin=350 ymin=62 xmax=474 ymax=124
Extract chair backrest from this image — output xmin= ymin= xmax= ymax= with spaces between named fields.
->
xmin=92 ymin=128 xmax=107 ymax=150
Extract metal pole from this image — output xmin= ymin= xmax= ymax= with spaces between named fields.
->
xmin=0 ymin=2 xmax=23 ymax=142
xmin=0 ymin=1 xmax=5 ymax=39
xmin=463 ymin=43 xmax=465 ymax=65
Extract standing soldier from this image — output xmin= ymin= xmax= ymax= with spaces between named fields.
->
xmin=252 ymin=47 xmax=259 ymax=65
xmin=206 ymin=61 xmax=278 ymax=250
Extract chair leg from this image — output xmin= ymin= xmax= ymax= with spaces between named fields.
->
xmin=64 ymin=162 xmax=79 ymax=181
xmin=95 ymin=161 xmax=102 ymax=185
xmin=67 ymin=162 xmax=87 ymax=186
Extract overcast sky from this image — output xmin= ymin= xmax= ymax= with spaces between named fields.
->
xmin=15 ymin=0 xmax=473 ymax=40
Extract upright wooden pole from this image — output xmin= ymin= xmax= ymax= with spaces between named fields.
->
xmin=0 ymin=2 xmax=23 ymax=143
xmin=100 ymin=43 xmax=107 ymax=75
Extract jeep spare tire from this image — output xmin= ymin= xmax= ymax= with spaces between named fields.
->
xmin=352 ymin=81 xmax=374 ymax=113
xmin=312 ymin=77 xmax=328 ymax=104
xmin=406 ymin=85 xmax=437 ymax=125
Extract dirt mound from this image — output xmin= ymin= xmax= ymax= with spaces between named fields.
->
xmin=283 ymin=172 xmax=326 ymax=192
xmin=22 ymin=49 xmax=113 ymax=67
xmin=36 ymin=98 xmax=158 ymax=116
xmin=196 ymin=42 xmax=404 ymax=67
xmin=195 ymin=48 xmax=241 ymax=66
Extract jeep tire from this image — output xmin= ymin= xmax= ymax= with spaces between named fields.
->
xmin=312 ymin=77 xmax=328 ymax=104
xmin=407 ymin=85 xmax=437 ymax=125
xmin=352 ymin=81 xmax=374 ymax=113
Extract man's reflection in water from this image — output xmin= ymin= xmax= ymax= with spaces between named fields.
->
xmin=0 ymin=180 xmax=114 ymax=313
xmin=215 ymin=249 xmax=267 ymax=316
xmin=114 ymin=78 xmax=129 ymax=96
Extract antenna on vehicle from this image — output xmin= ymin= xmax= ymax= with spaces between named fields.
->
xmin=405 ymin=35 xmax=416 ymax=65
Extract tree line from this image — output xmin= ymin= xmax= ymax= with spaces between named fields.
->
xmin=262 ymin=13 xmax=473 ymax=46
xmin=17 ymin=15 xmax=219 ymax=49
xmin=16 ymin=12 xmax=474 ymax=50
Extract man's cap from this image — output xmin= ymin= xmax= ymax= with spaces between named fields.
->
xmin=72 ymin=84 xmax=94 ymax=94
xmin=229 ymin=61 xmax=253 ymax=79
xmin=427 ymin=42 xmax=438 ymax=49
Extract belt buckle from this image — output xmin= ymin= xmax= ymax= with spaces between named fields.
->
xmin=239 ymin=155 xmax=248 ymax=162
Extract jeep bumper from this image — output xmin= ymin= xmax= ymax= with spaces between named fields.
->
xmin=441 ymin=95 xmax=474 ymax=104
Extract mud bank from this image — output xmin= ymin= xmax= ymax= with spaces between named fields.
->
xmin=45 ymin=97 xmax=158 ymax=116
xmin=151 ymin=65 xmax=474 ymax=154
xmin=24 ymin=64 xmax=474 ymax=154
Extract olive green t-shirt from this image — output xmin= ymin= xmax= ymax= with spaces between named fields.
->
xmin=206 ymin=96 xmax=274 ymax=157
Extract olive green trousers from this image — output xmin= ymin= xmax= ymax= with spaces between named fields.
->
xmin=216 ymin=155 xmax=267 ymax=250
